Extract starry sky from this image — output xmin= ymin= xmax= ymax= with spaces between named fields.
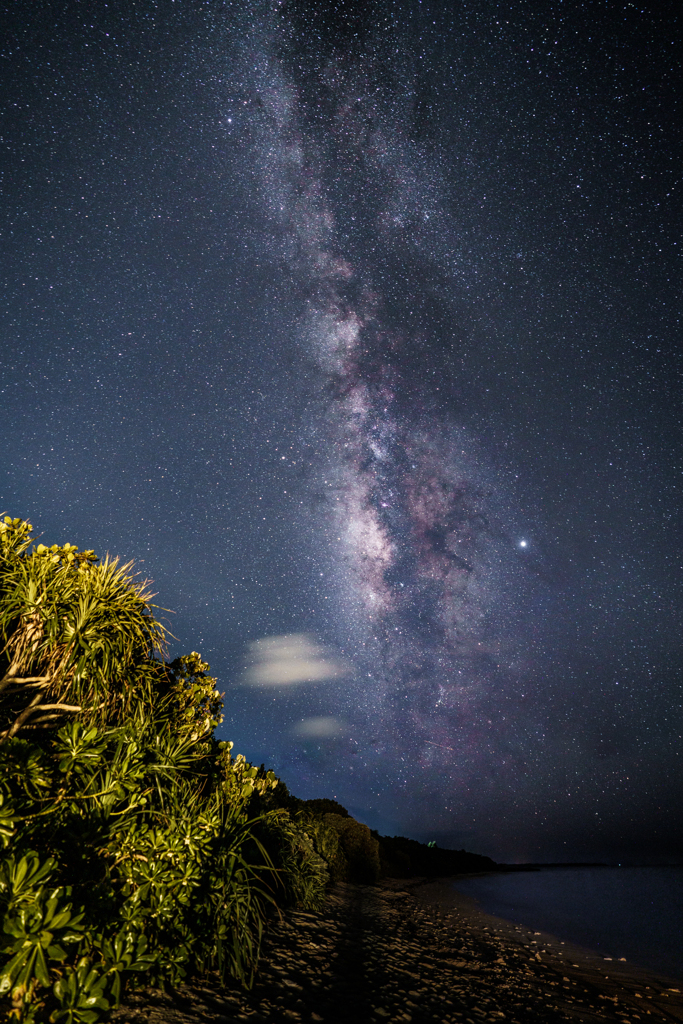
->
xmin=1 ymin=0 xmax=681 ymax=863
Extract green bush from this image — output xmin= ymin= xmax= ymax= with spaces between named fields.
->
xmin=256 ymin=810 xmax=331 ymax=910
xmin=0 ymin=716 xmax=283 ymax=1020
xmin=245 ymin=786 xmax=349 ymax=904
xmin=0 ymin=517 xmax=295 ymax=1022
xmin=322 ymin=814 xmax=381 ymax=884
xmin=302 ymin=798 xmax=350 ymax=819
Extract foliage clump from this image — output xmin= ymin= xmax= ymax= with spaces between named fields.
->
xmin=0 ymin=517 xmax=161 ymax=742
xmin=301 ymin=798 xmax=350 ymax=819
xmin=372 ymin=833 xmax=497 ymax=878
xmin=0 ymin=517 xmax=329 ymax=1023
xmin=322 ymin=815 xmax=381 ymax=884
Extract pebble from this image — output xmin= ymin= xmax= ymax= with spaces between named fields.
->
xmin=112 ymin=879 xmax=683 ymax=1024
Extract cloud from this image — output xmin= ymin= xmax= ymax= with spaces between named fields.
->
xmin=293 ymin=716 xmax=346 ymax=738
xmin=243 ymin=633 xmax=351 ymax=686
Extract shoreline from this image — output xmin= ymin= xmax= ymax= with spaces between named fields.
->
xmin=409 ymin=873 xmax=683 ymax=982
xmin=437 ymin=866 xmax=683 ymax=981
xmin=407 ymin=876 xmax=683 ymax=1006
xmin=114 ymin=876 xmax=683 ymax=1024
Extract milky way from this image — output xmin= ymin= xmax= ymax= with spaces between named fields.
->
xmin=231 ymin=7 xmax=559 ymax=827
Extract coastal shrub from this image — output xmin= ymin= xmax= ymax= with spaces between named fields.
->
xmin=0 ymin=517 xmax=165 ymax=742
xmin=246 ymin=780 xmax=352 ymax=892
xmin=322 ymin=814 xmax=381 ymax=884
xmin=256 ymin=810 xmax=333 ymax=910
xmin=0 ymin=711 xmax=282 ymax=1020
xmin=0 ymin=517 xmax=300 ymax=1022
xmin=298 ymin=811 xmax=348 ymax=886
xmin=302 ymin=798 xmax=350 ymax=819
xmin=245 ymin=784 xmax=349 ymax=905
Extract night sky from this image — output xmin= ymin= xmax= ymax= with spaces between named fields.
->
xmin=2 ymin=0 xmax=681 ymax=864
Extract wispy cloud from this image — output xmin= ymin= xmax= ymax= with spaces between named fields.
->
xmin=243 ymin=633 xmax=351 ymax=686
xmin=293 ymin=716 xmax=346 ymax=738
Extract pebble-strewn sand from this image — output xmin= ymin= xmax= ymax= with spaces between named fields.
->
xmin=113 ymin=877 xmax=683 ymax=1024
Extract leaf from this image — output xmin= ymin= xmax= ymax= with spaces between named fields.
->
xmin=34 ymin=944 xmax=51 ymax=987
xmin=46 ymin=943 xmax=68 ymax=961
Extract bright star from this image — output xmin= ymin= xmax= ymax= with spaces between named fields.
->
xmin=519 ymin=540 xmax=528 ymax=548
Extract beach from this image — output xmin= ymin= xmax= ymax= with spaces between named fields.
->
xmin=113 ymin=877 xmax=683 ymax=1024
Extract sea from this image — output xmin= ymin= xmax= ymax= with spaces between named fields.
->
xmin=452 ymin=866 xmax=683 ymax=982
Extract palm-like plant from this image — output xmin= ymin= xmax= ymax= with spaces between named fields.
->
xmin=0 ymin=516 xmax=339 ymax=1023
xmin=0 ymin=517 xmax=287 ymax=1020
xmin=0 ymin=517 xmax=166 ymax=742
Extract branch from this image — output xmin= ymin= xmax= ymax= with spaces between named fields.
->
xmin=0 ymin=691 xmax=44 ymax=743
xmin=1 ymin=676 xmax=51 ymax=688
xmin=0 ymin=701 xmax=84 ymax=742
xmin=0 ymin=695 xmax=106 ymax=738
xmin=0 ymin=671 xmax=50 ymax=696
xmin=22 ymin=712 xmax=74 ymax=727
xmin=24 ymin=702 xmax=82 ymax=713
xmin=0 ymin=662 xmax=22 ymax=697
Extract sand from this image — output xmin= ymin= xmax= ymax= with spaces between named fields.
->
xmin=113 ymin=876 xmax=683 ymax=1024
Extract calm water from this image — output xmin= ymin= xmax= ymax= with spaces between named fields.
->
xmin=453 ymin=867 xmax=683 ymax=981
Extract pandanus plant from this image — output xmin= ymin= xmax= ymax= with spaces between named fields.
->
xmin=0 ymin=517 xmax=286 ymax=1023
xmin=0 ymin=516 xmax=168 ymax=742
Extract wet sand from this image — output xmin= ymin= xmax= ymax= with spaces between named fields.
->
xmin=113 ymin=876 xmax=683 ymax=1024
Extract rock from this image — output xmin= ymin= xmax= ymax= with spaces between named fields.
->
xmin=112 ymin=880 xmax=683 ymax=1024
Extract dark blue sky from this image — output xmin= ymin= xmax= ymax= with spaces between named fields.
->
xmin=1 ymin=0 xmax=681 ymax=862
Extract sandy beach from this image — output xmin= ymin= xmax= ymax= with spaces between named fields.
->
xmin=113 ymin=877 xmax=683 ymax=1024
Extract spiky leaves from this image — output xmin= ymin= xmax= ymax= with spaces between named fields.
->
xmin=0 ymin=719 xmax=283 ymax=1020
xmin=0 ymin=517 xmax=166 ymax=741
xmin=0 ymin=517 xmax=336 ymax=1023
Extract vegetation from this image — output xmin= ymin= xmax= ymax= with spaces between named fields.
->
xmin=0 ymin=517 xmax=336 ymax=1022
xmin=373 ymin=833 xmax=496 ymax=879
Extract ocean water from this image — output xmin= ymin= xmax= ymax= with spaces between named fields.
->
xmin=452 ymin=866 xmax=683 ymax=981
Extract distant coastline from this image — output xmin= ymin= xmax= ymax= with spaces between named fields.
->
xmin=495 ymin=861 xmax=609 ymax=871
